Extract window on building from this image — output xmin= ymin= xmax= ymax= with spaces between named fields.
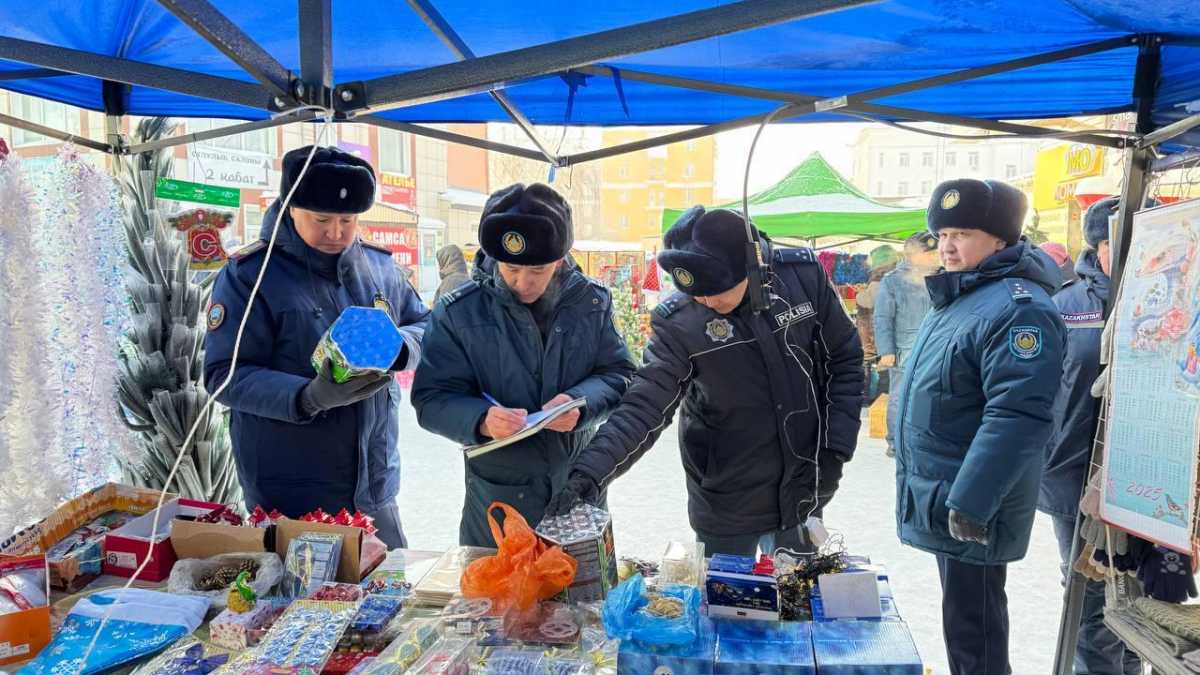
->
xmin=242 ymin=204 xmax=262 ymax=243
xmin=619 ymin=191 xmax=630 ymax=204
xmin=11 ymin=94 xmax=80 ymax=146
xmin=378 ymin=128 xmax=411 ymax=175
xmin=878 ymin=153 xmax=886 ymax=168
xmin=921 ymin=181 xmax=931 ymax=195
xmin=1006 ymin=164 xmax=1018 ymax=178
xmin=898 ymin=181 xmax=909 ymax=196
xmin=945 ymin=152 xmax=957 ymax=168
xmin=186 ymin=118 xmax=273 ymax=154
xmin=619 ymin=215 xmax=629 ymax=228
xmin=922 ymin=152 xmax=934 ymax=167
xmin=898 ymin=152 xmax=910 ymax=168
xmin=877 ymin=181 xmax=884 ymax=195
xmin=968 ymin=151 xmax=980 ymax=170
xmin=618 ymin=164 xmax=630 ymax=178
xmin=685 ymin=141 xmax=697 ymax=152
xmin=683 ymin=163 xmax=695 ymax=179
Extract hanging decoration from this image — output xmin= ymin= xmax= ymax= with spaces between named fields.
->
xmin=169 ymin=207 xmax=233 ymax=271
xmin=0 ymin=146 xmax=128 ymax=532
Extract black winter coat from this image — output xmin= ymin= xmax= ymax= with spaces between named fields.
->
xmin=411 ymin=256 xmax=636 ymax=545
xmin=572 ymin=246 xmax=864 ymax=536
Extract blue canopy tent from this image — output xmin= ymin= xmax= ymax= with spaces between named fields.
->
xmin=1 ymin=2 xmax=1199 ymax=673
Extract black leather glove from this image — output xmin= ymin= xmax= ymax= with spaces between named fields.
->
xmin=300 ymin=360 xmax=391 ymax=417
xmin=948 ymin=509 xmax=990 ymax=546
xmin=544 ymin=472 xmax=600 ymax=518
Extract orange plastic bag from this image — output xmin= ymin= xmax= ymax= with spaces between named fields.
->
xmin=460 ymin=502 xmax=578 ymax=610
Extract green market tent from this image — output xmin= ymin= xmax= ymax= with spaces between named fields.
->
xmin=662 ymin=153 xmax=927 ymax=241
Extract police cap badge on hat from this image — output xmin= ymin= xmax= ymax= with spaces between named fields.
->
xmin=479 ymin=183 xmax=573 ymax=265
xmin=927 ymin=179 xmax=1027 ymax=246
xmin=658 ymin=207 xmax=754 ymax=296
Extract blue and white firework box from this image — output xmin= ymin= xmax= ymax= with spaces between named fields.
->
xmin=705 ymin=555 xmax=780 ymax=621
xmin=617 ymin=617 xmax=717 ymax=675
xmin=714 ymin=619 xmax=814 ymax=675
xmin=811 ymin=620 xmax=923 ymax=675
xmin=311 ymin=306 xmax=403 ymax=383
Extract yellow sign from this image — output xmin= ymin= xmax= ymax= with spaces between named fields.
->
xmin=380 ymin=172 xmax=415 ymax=189
xmin=1065 ymin=144 xmax=1104 ymax=178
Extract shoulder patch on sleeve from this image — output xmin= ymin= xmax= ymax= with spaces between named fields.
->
xmin=1005 ymin=278 xmax=1034 ymax=303
xmin=773 ymin=246 xmax=816 ymax=265
xmin=230 ymin=240 xmax=266 ymax=260
xmin=654 ymin=292 xmax=690 ymax=319
xmin=360 ymin=238 xmax=393 ymax=255
xmin=439 ymin=281 xmax=480 ymax=307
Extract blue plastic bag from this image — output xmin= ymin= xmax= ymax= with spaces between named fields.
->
xmin=602 ymin=574 xmax=701 ymax=647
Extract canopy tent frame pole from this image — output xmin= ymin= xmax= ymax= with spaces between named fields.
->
xmin=0 ymin=67 xmax=69 ymax=80
xmin=297 ymin=0 xmax=333 ymax=106
xmin=1051 ymin=33 xmax=1161 ymax=675
xmin=0 ymin=36 xmax=274 ymax=111
xmin=1139 ymin=112 xmax=1200 ymax=148
xmin=361 ymin=115 xmax=550 ymax=162
xmin=571 ymin=64 xmax=1129 ymax=149
xmin=154 ymin=0 xmax=297 ymax=105
xmin=0 ymin=110 xmax=112 ymax=153
xmin=123 ymin=109 xmax=322 ymax=155
xmin=332 ymin=0 xmax=877 ymax=113
xmin=404 ymin=0 xmax=559 ymax=164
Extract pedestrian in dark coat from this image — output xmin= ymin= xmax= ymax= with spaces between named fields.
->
xmin=411 ymin=183 xmax=636 ymax=547
xmin=1039 ymin=196 xmax=1141 ymax=675
xmin=204 ymin=146 xmax=429 ymax=548
xmin=547 ymin=207 xmax=864 ymax=557
xmin=894 ymin=178 xmax=1066 ymax=675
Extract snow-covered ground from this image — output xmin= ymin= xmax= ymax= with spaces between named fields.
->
xmin=395 ymin=402 xmax=1066 ymax=675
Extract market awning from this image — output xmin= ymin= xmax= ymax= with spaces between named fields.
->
xmin=0 ymin=0 xmax=1199 ymax=159
xmin=662 ymin=152 xmax=926 ymax=240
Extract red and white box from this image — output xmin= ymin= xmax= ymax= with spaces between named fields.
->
xmin=102 ymin=498 xmax=222 ymax=582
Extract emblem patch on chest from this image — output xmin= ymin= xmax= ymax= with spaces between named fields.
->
xmin=706 ymin=318 xmax=735 ymax=343
xmin=774 ymin=302 xmax=815 ymax=328
xmin=1010 ymin=326 xmax=1043 ymax=359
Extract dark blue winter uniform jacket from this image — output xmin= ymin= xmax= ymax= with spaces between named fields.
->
xmin=203 ymin=203 xmax=429 ymax=517
xmin=1038 ymin=250 xmax=1109 ymax=521
xmin=895 ymin=241 xmax=1066 ymax=564
xmin=410 ymin=255 xmax=636 ymax=546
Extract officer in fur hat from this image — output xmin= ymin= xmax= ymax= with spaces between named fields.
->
xmin=546 ymin=207 xmax=865 ymax=557
xmin=411 ymin=183 xmax=636 ymax=546
xmin=204 ymin=146 xmax=429 ymax=548
xmin=894 ymin=178 xmax=1067 ymax=674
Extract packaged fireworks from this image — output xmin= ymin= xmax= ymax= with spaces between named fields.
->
xmin=283 ymin=532 xmax=344 ymax=598
xmin=311 ymin=306 xmax=404 ymax=383
xmin=535 ymin=503 xmax=617 ymax=603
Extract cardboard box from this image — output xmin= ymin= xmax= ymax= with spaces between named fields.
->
xmin=0 ymin=483 xmax=170 ymax=591
xmin=170 ymin=518 xmax=271 ymax=560
xmin=706 ymin=555 xmax=780 ymax=622
xmin=618 ymin=617 xmax=717 ymax=675
xmin=537 ymin=505 xmax=618 ymax=603
xmin=811 ymin=620 xmax=923 ymax=675
xmin=275 ymin=518 xmax=369 ymax=584
xmin=102 ymin=498 xmax=221 ymax=581
xmin=715 ymin=622 xmax=814 ymax=675
xmin=0 ymin=554 xmax=51 ymax=667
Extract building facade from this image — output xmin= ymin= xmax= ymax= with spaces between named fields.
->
xmin=598 ymin=128 xmax=715 ymax=248
xmin=851 ymin=125 xmax=1037 ymax=206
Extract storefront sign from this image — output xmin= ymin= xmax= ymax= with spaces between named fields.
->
xmin=380 ymin=172 xmax=416 ymax=210
xmin=1064 ymin=144 xmax=1104 ymax=178
xmin=188 ymin=145 xmax=271 ymax=190
xmin=1053 ymin=181 xmax=1078 ymax=204
xmin=361 ymin=225 xmax=419 ymax=266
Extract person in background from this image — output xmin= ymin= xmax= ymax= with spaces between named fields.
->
xmin=895 ymin=179 xmax=1066 ymax=675
xmin=435 ymin=244 xmax=472 ymax=301
xmin=873 ymin=231 xmax=939 ymax=458
xmin=1041 ymin=241 xmax=1076 ymax=286
xmin=546 ymin=207 xmax=864 ymax=557
xmin=204 ymin=146 xmax=428 ymax=549
xmin=1039 ymin=197 xmax=1141 ymax=675
xmin=411 ymin=183 xmax=636 ymax=546
xmin=854 ymin=245 xmax=899 ymax=364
